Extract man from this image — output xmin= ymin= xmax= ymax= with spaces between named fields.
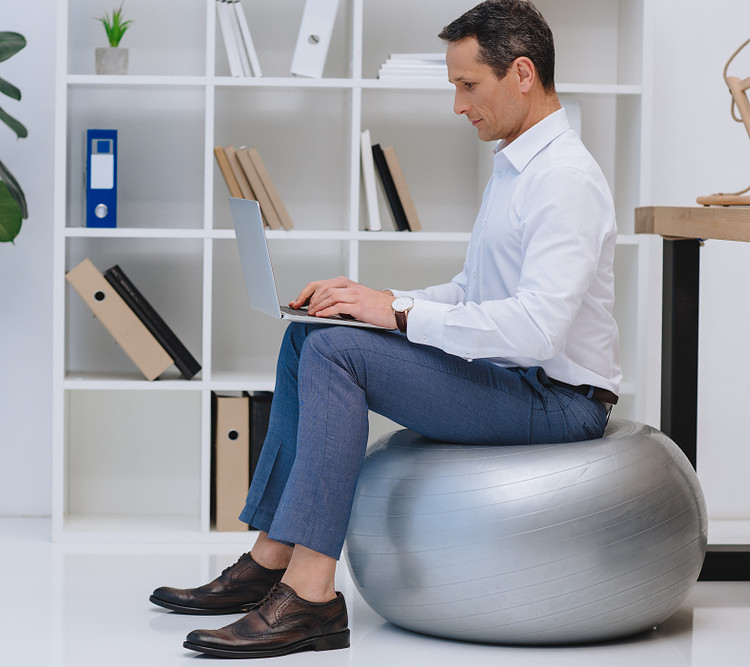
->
xmin=151 ymin=0 xmax=621 ymax=658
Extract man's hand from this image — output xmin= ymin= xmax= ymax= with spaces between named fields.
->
xmin=289 ymin=277 xmax=398 ymax=329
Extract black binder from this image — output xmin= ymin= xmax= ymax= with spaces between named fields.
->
xmin=372 ymin=143 xmax=409 ymax=231
xmin=248 ymin=391 xmax=273 ymax=480
xmin=104 ymin=264 xmax=201 ymax=379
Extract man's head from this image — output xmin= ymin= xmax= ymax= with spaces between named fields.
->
xmin=438 ymin=0 xmax=555 ymax=92
xmin=439 ymin=0 xmax=559 ymax=144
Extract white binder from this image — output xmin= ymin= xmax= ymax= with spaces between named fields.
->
xmin=290 ymin=0 xmax=340 ymax=78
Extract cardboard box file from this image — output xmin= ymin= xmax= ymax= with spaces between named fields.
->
xmin=65 ymin=258 xmax=173 ymax=381
xmin=212 ymin=393 xmax=251 ymax=532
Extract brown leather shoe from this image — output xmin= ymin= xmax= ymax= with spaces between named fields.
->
xmin=183 ymin=582 xmax=350 ymax=658
xmin=149 ymin=552 xmax=285 ymax=615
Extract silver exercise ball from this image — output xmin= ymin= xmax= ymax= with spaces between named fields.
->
xmin=344 ymin=419 xmax=707 ymax=645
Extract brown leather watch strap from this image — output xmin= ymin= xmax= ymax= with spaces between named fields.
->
xmin=395 ymin=310 xmax=408 ymax=333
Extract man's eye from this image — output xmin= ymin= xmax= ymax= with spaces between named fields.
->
xmin=464 ymin=82 xmax=474 ymax=90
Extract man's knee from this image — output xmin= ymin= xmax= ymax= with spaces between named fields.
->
xmin=300 ymin=326 xmax=376 ymax=376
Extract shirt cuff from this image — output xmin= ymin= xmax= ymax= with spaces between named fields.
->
xmin=404 ymin=299 xmax=452 ymax=347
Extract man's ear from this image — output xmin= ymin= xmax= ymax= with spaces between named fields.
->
xmin=514 ymin=57 xmax=536 ymax=92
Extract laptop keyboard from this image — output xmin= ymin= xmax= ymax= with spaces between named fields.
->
xmin=280 ymin=305 xmax=357 ymax=322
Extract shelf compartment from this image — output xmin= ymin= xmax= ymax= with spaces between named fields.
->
xmin=213 ymin=87 xmax=353 ymax=232
xmin=211 ymin=237 xmax=351 ymax=378
xmin=67 ymin=0 xmax=208 ymax=77
xmin=362 ymin=88 xmax=480 ymax=234
xmin=216 ymin=0 xmax=353 ymax=79
xmin=362 ymin=0 xmax=642 ymax=86
xmin=65 ymin=238 xmax=203 ymax=379
xmin=65 ymin=390 xmax=202 ymax=525
xmin=66 ymin=86 xmax=205 ymax=230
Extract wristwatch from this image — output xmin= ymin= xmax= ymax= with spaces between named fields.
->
xmin=391 ymin=296 xmax=414 ymax=333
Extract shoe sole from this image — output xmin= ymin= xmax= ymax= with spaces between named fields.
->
xmin=149 ymin=594 xmax=257 ymax=616
xmin=183 ymin=629 xmax=351 ymax=658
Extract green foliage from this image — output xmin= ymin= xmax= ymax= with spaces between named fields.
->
xmin=96 ymin=3 xmax=133 ymax=48
xmin=0 ymin=182 xmax=22 ymax=243
xmin=0 ymin=31 xmax=27 ymax=244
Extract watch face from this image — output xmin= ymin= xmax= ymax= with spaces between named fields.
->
xmin=392 ymin=296 xmax=414 ymax=312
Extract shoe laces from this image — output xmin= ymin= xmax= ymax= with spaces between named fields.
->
xmin=255 ymin=583 xmax=283 ymax=610
xmin=220 ymin=552 xmax=252 ymax=578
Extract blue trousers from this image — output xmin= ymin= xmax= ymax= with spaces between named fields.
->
xmin=239 ymin=323 xmax=608 ymax=559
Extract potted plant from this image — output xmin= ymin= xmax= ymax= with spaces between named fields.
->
xmin=95 ymin=3 xmax=133 ymax=75
xmin=0 ymin=31 xmax=28 ymax=244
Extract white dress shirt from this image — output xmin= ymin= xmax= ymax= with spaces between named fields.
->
xmin=391 ymin=108 xmax=622 ymax=394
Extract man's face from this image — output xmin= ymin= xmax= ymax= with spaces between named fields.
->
xmin=446 ymin=37 xmax=527 ymax=144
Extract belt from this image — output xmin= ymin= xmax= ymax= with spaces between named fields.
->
xmin=550 ymin=379 xmax=619 ymax=405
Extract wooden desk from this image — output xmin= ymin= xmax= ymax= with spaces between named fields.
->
xmin=636 ymin=205 xmax=750 ymax=580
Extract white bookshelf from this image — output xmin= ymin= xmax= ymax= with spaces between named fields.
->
xmin=52 ymin=0 xmax=657 ymax=542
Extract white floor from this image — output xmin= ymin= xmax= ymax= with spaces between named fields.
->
xmin=3 ymin=519 xmax=750 ymax=666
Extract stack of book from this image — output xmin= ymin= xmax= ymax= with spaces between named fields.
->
xmin=360 ymin=129 xmax=421 ymax=232
xmin=377 ymin=53 xmax=447 ymax=80
xmin=211 ymin=390 xmax=272 ymax=531
xmin=214 ymin=145 xmax=294 ymax=230
xmin=66 ymin=258 xmax=201 ymax=381
xmin=215 ymin=0 xmax=262 ymax=77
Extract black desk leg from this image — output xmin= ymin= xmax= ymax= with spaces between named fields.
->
xmin=661 ymin=239 xmax=700 ymax=467
xmin=661 ymin=239 xmax=749 ymax=580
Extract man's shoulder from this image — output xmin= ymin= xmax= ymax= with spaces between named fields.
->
xmin=531 ymin=130 xmax=606 ymax=181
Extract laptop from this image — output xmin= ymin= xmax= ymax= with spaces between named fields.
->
xmin=229 ymin=197 xmax=386 ymax=329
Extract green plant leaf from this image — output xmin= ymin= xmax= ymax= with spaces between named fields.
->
xmin=0 ymin=32 xmax=26 ymax=63
xmin=0 ymin=104 xmax=28 ymax=138
xmin=0 ymin=74 xmax=21 ymax=101
xmin=0 ymin=181 xmax=22 ymax=243
xmin=96 ymin=4 xmax=133 ymax=47
xmin=0 ymin=156 xmax=28 ymax=219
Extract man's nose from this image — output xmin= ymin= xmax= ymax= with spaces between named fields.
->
xmin=453 ymin=91 xmax=468 ymax=116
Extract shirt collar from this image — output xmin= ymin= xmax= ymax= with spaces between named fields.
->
xmin=494 ymin=107 xmax=571 ymax=173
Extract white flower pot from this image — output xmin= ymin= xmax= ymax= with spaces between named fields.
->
xmin=95 ymin=47 xmax=129 ymax=75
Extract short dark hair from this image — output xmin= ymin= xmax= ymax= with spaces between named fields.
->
xmin=438 ymin=0 xmax=556 ymax=92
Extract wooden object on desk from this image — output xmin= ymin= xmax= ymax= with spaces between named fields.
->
xmin=696 ymin=194 xmax=750 ymax=206
xmin=635 ymin=205 xmax=750 ymax=242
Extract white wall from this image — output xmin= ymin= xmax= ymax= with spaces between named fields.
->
xmin=0 ymin=1 xmax=56 ymax=515
xmin=2 ymin=0 xmax=750 ymax=528
xmin=651 ymin=0 xmax=750 ymax=523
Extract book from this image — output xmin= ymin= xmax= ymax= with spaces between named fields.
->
xmin=235 ymin=147 xmax=283 ymax=230
xmin=225 ymin=0 xmax=252 ymax=76
xmin=247 ymin=390 xmax=273 ymax=480
xmin=371 ymin=143 xmax=409 ymax=231
xmin=215 ymin=0 xmax=243 ymax=77
xmin=382 ymin=146 xmax=421 ymax=231
xmin=224 ymin=145 xmax=257 ymax=201
xmin=377 ymin=53 xmax=447 ymax=80
xmin=387 ymin=53 xmax=446 ymax=61
xmin=232 ymin=0 xmax=262 ymax=77
xmin=65 ymin=258 xmax=173 ymax=381
xmin=214 ymin=145 xmax=243 ymax=198
xmin=211 ymin=393 xmax=250 ymax=531
xmin=378 ymin=65 xmax=447 ymax=79
xmin=246 ymin=147 xmax=295 ymax=230
xmin=360 ymin=130 xmax=381 ymax=231
xmin=103 ymin=264 xmax=201 ymax=380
